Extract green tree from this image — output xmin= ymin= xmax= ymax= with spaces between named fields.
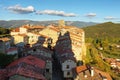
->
xmin=0 ymin=53 xmax=15 ymax=68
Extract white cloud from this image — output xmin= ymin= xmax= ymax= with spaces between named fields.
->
xmin=36 ymin=10 xmax=77 ymax=17
xmin=7 ymin=5 xmax=35 ymax=14
xmin=104 ymin=16 xmax=117 ymax=20
xmin=85 ymin=13 xmax=96 ymax=18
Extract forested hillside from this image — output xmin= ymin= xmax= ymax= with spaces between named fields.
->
xmin=83 ymin=22 xmax=120 ymax=38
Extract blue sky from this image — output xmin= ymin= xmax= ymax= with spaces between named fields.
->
xmin=0 ymin=0 xmax=120 ymax=22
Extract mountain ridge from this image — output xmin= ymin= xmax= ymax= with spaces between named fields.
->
xmin=0 ymin=20 xmax=97 ymax=28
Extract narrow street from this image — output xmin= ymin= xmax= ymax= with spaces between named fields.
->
xmin=52 ymin=56 xmax=64 ymax=80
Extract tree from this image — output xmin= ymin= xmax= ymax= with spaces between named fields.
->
xmin=0 ymin=53 xmax=15 ymax=68
xmin=0 ymin=27 xmax=10 ymax=35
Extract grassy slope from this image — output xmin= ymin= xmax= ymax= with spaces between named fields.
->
xmin=82 ymin=22 xmax=120 ymax=38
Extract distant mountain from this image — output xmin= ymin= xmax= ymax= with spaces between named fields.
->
xmin=82 ymin=22 xmax=120 ymax=38
xmin=66 ymin=21 xmax=97 ymax=27
xmin=0 ymin=20 xmax=97 ymax=28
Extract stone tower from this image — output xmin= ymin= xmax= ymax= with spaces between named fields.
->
xmin=58 ymin=20 xmax=65 ymax=27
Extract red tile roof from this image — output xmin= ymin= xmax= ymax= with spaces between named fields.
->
xmin=22 ymin=25 xmax=30 ymax=29
xmin=104 ymin=58 xmax=116 ymax=64
xmin=22 ymin=25 xmax=45 ymax=29
xmin=29 ymin=25 xmax=45 ymax=29
xmin=7 ymin=55 xmax=45 ymax=69
xmin=11 ymin=28 xmax=20 ymax=32
xmin=18 ymin=34 xmax=27 ymax=37
xmin=73 ymin=66 xmax=104 ymax=80
xmin=0 ymin=37 xmax=10 ymax=42
xmin=95 ymin=68 xmax=112 ymax=80
xmin=0 ymin=69 xmax=7 ymax=80
xmin=39 ymin=33 xmax=50 ymax=38
xmin=7 ymin=64 xmax=46 ymax=80
xmin=49 ymin=26 xmax=60 ymax=32
xmin=76 ymin=65 xmax=88 ymax=73
xmin=117 ymin=62 xmax=120 ymax=67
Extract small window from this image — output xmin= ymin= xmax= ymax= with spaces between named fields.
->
xmin=67 ymin=72 xmax=70 ymax=75
xmin=33 ymin=49 xmax=36 ymax=52
xmin=46 ymin=69 xmax=49 ymax=72
xmin=31 ymin=36 xmax=33 ymax=38
xmin=66 ymin=65 xmax=69 ymax=69
xmin=32 ymin=40 xmax=34 ymax=42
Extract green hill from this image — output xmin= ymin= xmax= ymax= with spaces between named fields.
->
xmin=82 ymin=22 xmax=120 ymax=38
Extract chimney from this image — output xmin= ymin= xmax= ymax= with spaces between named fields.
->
xmin=91 ymin=67 xmax=94 ymax=77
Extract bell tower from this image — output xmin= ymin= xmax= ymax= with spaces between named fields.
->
xmin=58 ymin=20 xmax=65 ymax=27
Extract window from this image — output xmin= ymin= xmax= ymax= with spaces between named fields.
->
xmin=67 ymin=72 xmax=70 ymax=75
xmin=66 ymin=65 xmax=69 ymax=69
xmin=32 ymin=40 xmax=34 ymax=42
xmin=46 ymin=69 xmax=49 ymax=73
xmin=31 ymin=36 xmax=33 ymax=38
xmin=33 ymin=49 xmax=36 ymax=52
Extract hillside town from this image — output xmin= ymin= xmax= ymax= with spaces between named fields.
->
xmin=0 ymin=20 xmax=113 ymax=80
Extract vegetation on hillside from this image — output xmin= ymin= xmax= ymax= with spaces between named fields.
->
xmin=0 ymin=53 xmax=16 ymax=68
xmin=83 ymin=22 xmax=120 ymax=39
xmin=84 ymin=22 xmax=120 ymax=80
xmin=85 ymin=43 xmax=119 ymax=80
xmin=0 ymin=27 xmax=10 ymax=37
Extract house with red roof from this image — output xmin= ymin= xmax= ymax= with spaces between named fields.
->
xmin=30 ymin=47 xmax=53 ymax=80
xmin=8 ymin=23 xmax=86 ymax=80
xmin=73 ymin=65 xmax=112 ymax=80
xmin=39 ymin=25 xmax=60 ymax=47
xmin=22 ymin=46 xmax=53 ymax=80
xmin=0 ymin=69 xmax=7 ymax=80
xmin=10 ymin=28 xmax=20 ymax=36
xmin=13 ymin=34 xmax=29 ymax=45
xmin=104 ymin=58 xmax=120 ymax=73
xmin=0 ymin=37 xmax=11 ymax=53
xmin=0 ymin=37 xmax=18 ymax=55
xmin=3 ymin=55 xmax=47 ymax=80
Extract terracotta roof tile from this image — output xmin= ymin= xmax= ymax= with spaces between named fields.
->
xmin=7 ymin=55 xmax=45 ymax=69
xmin=49 ymin=26 xmax=60 ymax=32
xmin=0 ymin=69 xmax=7 ymax=80
xmin=104 ymin=58 xmax=116 ymax=63
xmin=11 ymin=28 xmax=20 ymax=32
xmin=7 ymin=64 xmax=46 ymax=80
xmin=18 ymin=34 xmax=27 ymax=37
xmin=95 ymin=68 xmax=112 ymax=80
xmin=76 ymin=65 xmax=88 ymax=73
xmin=29 ymin=25 xmax=45 ymax=29
xmin=0 ymin=37 xmax=10 ymax=42
xmin=117 ymin=62 xmax=120 ymax=67
xmin=22 ymin=25 xmax=29 ymax=29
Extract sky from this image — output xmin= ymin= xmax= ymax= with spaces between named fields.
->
xmin=0 ymin=0 xmax=120 ymax=23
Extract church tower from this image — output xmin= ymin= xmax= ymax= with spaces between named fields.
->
xmin=58 ymin=20 xmax=65 ymax=27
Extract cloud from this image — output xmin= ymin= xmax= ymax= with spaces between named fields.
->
xmin=36 ymin=10 xmax=77 ymax=17
xmin=85 ymin=13 xmax=96 ymax=18
xmin=7 ymin=5 xmax=35 ymax=14
xmin=104 ymin=16 xmax=117 ymax=20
